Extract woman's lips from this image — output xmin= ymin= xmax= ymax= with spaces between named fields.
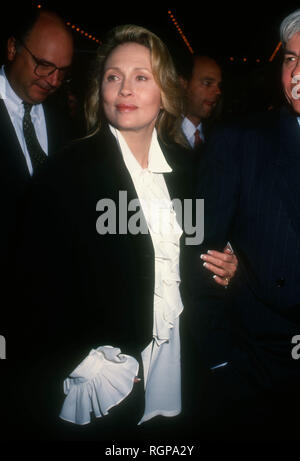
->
xmin=116 ymin=104 xmax=138 ymax=112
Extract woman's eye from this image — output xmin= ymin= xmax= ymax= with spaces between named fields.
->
xmin=106 ymin=74 xmax=119 ymax=82
xmin=136 ymin=75 xmax=147 ymax=81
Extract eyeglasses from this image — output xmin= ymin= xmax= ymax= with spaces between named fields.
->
xmin=18 ymin=39 xmax=72 ymax=83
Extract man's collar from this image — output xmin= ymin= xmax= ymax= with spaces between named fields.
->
xmin=181 ymin=116 xmax=203 ymax=133
xmin=0 ymin=65 xmax=42 ymax=115
xmin=0 ymin=65 xmax=23 ymax=107
xmin=181 ymin=116 xmax=204 ymax=146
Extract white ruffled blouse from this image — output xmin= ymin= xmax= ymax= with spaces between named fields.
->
xmin=59 ymin=127 xmax=183 ymax=425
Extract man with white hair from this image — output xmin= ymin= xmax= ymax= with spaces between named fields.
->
xmin=281 ymin=9 xmax=300 ymax=113
xmin=184 ymin=8 xmax=300 ymax=440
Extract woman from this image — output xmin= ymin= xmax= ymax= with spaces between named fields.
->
xmin=18 ymin=24 xmax=236 ymax=440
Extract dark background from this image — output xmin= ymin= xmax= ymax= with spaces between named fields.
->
xmin=2 ymin=1 xmax=300 ymax=121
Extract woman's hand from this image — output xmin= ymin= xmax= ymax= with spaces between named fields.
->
xmin=200 ymin=243 xmax=238 ymax=287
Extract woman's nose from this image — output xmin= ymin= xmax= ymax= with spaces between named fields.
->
xmin=119 ymin=78 xmax=133 ymax=96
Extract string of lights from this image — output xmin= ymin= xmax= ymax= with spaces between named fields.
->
xmin=167 ymin=10 xmax=265 ymax=63
xmin=167 ymin=10 xmax=194 ymax=54
xmin=66 ymin=22 xmax=100 ymax=44
xmin=34 ymin=3 xmax=101 ymax=44
xmin=229 ymin=57 xmax=261 ymax=63
xmin=34 ymin=4 xmax=282 ymax=62
xmin=269 ymin=41 xmax=282 ymax=62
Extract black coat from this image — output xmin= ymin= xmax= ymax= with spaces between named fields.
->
xmin=181 ymin=106 xmax=300 ymax=437
xmin=0 ymin=97 xmax=73 ymax=284
xmin=0 ymin=97 xmax=74 ymax=440
xmin=12 ymin=126 xmax=194 ymax=440
xmin=0 ymin=97 xmax=74 ymax=352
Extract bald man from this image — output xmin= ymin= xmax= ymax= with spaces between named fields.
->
xmin=0 ymin=6 xmax=74 ymax=272
xmin=180 ymin=55 xmax=222 ymax=150
xmin=1 ymin=8 xmax=74 ymax=171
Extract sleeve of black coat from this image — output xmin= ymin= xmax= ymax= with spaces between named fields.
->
xmin=13 ymin=163 xmax=77 ymax=439
xmin=180 ymin=124 xmax=242 ymax=367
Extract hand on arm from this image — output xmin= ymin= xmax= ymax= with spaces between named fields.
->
xmin=201 ymin=243 xmax=238 ymax=287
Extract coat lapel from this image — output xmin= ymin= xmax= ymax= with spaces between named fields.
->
xmin=88 ymin=127 xmax=154 ymax=252
xmin=0 ymin=100 xmax=30 ymax=183
xmin=160 ymin=140 xmax=194 ymax=248
xmin=88 ymin=129 xmax=191 ymax=251
xmin=43 ymin=100 xmax=74 ymax=155
xmin=90 ymin=126 xmax=143 ymax=202
xmin=160 ymin=140 xmax=192 ymax=202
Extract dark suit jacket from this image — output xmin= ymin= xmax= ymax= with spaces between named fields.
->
xmin=182 ymin=106 xmax=300 ymax=396
xmin=0 ymin=97 xmax=74 ymax=440
xmin=182 ymin=119 xmax=220 ymax=169
xmin=0 ymin=97 xmax=72 ymax=189
xmin=12 ymin=126 xmax=193 ymax=440
xmin=0 ymin=97 xmax=73 ymax=309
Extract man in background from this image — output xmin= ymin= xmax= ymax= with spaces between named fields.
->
xmin=182 ymin=8 xmax=300 ymax=440
xmin=0 ymin=6 xmax=74 ymax=439
xmin=1 ymin=6 xmax=74 ymax=175
xmin=179 ymin=55 xmax=222 ymax=152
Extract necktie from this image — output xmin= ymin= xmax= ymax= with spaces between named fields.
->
xmin=194 ymin=129 xmax=203 ymax=148
xmin=23 ymin=102 xmax=47 ymax=172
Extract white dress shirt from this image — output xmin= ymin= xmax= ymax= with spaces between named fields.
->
xmin=59 ymin=126 xmax=183 ymax=425
xmin=181 ymin=116 xmax=204 ymax=148
xmin=0 ymin=66 xmax=48 ymax=175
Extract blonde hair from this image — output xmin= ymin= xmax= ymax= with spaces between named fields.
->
xmin=85 ymin=24 xmax=187 ymax=146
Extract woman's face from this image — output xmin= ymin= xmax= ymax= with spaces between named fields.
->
xmin=102 ymin=42 xmax=162 ymax=136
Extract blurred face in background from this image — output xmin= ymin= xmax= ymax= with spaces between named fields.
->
xmin=102 ymin=42 xmax=162 ymax=139
xmin=282 ymin=31 xmax=300 ymax=114
xmin=182 ymin=56 xmax=222 ymax=126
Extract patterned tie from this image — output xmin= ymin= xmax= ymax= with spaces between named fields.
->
xmin=194 ymin=129 xmax=203 ymax=148
xmin=23 ymin=102 xmax=47 ymax=172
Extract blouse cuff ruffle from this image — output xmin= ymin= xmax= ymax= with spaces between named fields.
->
xmin=59 ymin=346 xmax=139 ymax=425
